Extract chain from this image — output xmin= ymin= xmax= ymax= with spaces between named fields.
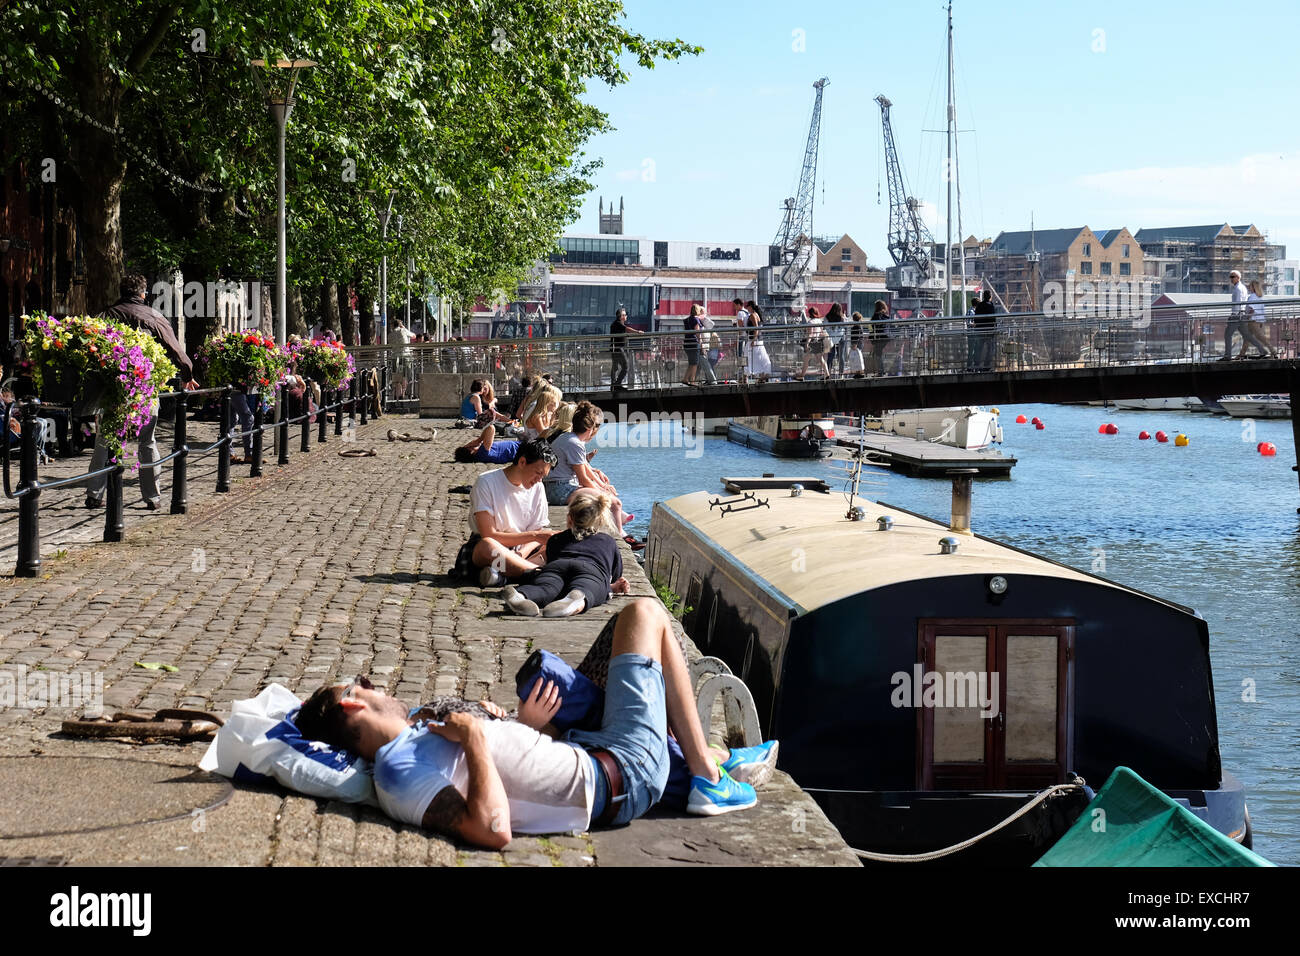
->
xmin=0 ymin=51 xmax=223 ymax=194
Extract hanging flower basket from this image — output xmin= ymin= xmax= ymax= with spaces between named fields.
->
xmin=22 ymin=314 xmax=178 ymax=461
xmin=289 ymin=338 xmax=356 ymax=390
xmin=196 ymin=332 xmax=288 ymax=401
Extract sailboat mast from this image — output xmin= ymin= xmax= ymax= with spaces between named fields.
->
xmin=944 ymin=1 xmax=954 ymax=314
xmin=950 ymin=0 xmax=968 ymax=314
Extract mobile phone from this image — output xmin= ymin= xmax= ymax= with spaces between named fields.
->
xmin=515 ymin=650 xmax=544 ymax=695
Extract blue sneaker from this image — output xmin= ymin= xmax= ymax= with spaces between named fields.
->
xmin=721 ymin=740 xmax=779 ymax=788
xmin=687 ymin=768 xmax=758 ymax=816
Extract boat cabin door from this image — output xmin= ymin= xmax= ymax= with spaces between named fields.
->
xmin=916 ymin=620 xmax=1074 ymax=790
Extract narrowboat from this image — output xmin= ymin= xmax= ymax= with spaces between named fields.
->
xmin=727 ymin=416 xmax=836 ymax=458
xmin=647 ymin=481 xmax=1250 ymax=864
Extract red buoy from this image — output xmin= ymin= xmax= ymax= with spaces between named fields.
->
xmin=1035 ymin=422 xmax=1045 ymax=430
xmin=1155 ymin=431 xmax=1169 ymax=443
xmin=1139 ymin=430 xmax=1151 ymax=440
xmin=1016 ymin=414 xmax=1028 ymax=424
xmin=1098 ymin=424 xmax=1108 ymax=434
xmin=1105 ymin=423 xmax=1119 ymax=435
xmin=1260 ymin=442 xmax=1277 ymax=456
xmin=1031 ymin=416 xmax=1042 ymax=425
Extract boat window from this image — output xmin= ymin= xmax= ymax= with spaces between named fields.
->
xmin=686 ymin=575 xmax=702 ymax=622
xmin=707 ymin=596 xmax=718 ymax=646
xmin=668 ymin=554 xmax=680 ymax=594
xmin=1005 ymin=635 xmax=1059 ymax=762
xmin=933 ymin=634 xmax=989 ymax=766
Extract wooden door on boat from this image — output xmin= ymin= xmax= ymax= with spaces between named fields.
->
xmin=916 ymin=620 xmax=1074 ymax=790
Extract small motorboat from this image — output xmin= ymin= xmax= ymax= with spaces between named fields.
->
xmin=727 ymin=416 xmax=836 ymax=458
xmin=1217 ymin=394 xmax=1291 ymax=419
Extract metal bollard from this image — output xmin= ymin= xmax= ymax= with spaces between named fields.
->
xmin=216 ymin=386 xmax=231 ymax=493
xmin=105 ymin=463 xmax=125 ymax=542
xmin=251 ymin=399 xmax=264 ymax=477
xmin=334 ymin=385 xmax=343 ymax=436
xmin=15 ymin=400 xmax=42 ymax=577
xmin=318 ymin=383 xmax=328 ymax=444
xmin=300 ymin=384 xmax=310 ymax=453
xmin=278 ymin=383 xmax=290 ymax=466
xmin=170 ymin=391 xmax=189 ymax=514
xmin=359 ymin=372 xmax=369 ymax=426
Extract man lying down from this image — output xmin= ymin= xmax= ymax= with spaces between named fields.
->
xmin=295 ymin=598 xmax=777 ymax=849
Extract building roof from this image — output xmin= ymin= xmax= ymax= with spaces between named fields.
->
xmin=813 ymin=236 xmax=840 ymax=254
xmin=1134 ymin=224 xmax=1233 ymax=243
xmin=1093 ymin=229 xmax=1133 ymax=248
xmin=987 ymin=227 xmax=1084 ymax=256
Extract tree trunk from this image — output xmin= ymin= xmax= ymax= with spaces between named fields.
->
xmin=358 ymin=291 xmax=374 ymax=345
xmin=69 ymin=58 xmax=125 ymax=312
xmin=338 ymin=282 xmax=355 ymax=344
xmin=259 ymin=283 xmax=273 ymax=336
xmin=287 ymin=284 xmax=307 ymax=338
xmin=320 ymin=280 xmax=341 ymax=336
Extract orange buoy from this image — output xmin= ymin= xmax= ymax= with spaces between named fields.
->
xmin=1139 ymin=430 xmax=1151 ymax=440
xmin=1155 ymin=431 xmax=1169 ymax=443
xmin=1016 ymin=414 xmax=1028 ymax=424
xmin=1174 ymin=433 xmax=1189 ymax=446
xmin=1260 ymin=442 xmax=1277 ymax=456
xmin=1035 ymin=422 xmax=1045 ymax=430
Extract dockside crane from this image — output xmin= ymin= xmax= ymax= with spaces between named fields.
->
xmin=757 ymin=77 xmax=829 ymax=319
xmin=875 ymin=94 xmax=945 ymax=313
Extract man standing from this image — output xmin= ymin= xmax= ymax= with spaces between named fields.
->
xmin=609 ymin=307 xmax=631 ymax=390
xmin=969 ymin=290 xmax=998 ymax=372
xmin=86 ymin=274 xmax=196 ymax=510
xmin=733 ymin=297 xmax=749 ymax=369
xmin=1222 ymin=270 xmax=1247 ymax=361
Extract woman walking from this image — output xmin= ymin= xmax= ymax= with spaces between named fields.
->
xmin=744 ymin=301 xmax=772 ymax=382
xmin=824 ymin=303 xmax=847 ymax=377
xmin=846 ymin=311 xmax=866 ymax=377
xmin=681 ymin=304 xmax=705 ymax=386
xmin=797 ymin=306 xmax=830 ymax=380
xmin=1240 ymin=281 xmax=1278 ymax=359
xmin=868 ymin=300 xmax=891 ymax=375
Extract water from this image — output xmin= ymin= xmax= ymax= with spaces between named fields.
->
xmin=593 ymin=404 xmax=1300 ymax=863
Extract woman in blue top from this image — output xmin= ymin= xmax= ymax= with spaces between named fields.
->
xmin=680 ymin=304 xmax=704 ymax=386
xmin=460 ymin=380 xmax=485 ymax=420
xmin=542 ymin=401 xmax=637 ymax=541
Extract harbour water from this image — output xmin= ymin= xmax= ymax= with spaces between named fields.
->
xmin=594 ymin=402 xmax=1300 ymax=863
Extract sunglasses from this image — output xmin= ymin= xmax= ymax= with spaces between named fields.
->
xmin=340 ymin=674 xmax=373 ymax=701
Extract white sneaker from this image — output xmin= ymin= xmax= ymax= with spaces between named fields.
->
xmin=478 ymin=566 xmax=505 ymax=588
xmin=541 ymin=590 xmax=588 ymax=617
xmin=503 ymin=586 xmax=540 ymax=617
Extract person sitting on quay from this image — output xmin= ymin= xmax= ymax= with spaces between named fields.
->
xmin=460 ymin=379 xmax=488 ymax=421
xmin=502 ymin=489 xmax=631 ymax=618
xmin=453 ymin=422 xmax=520 ymax=465
xmin=541 ymin=401 xmax=638 ymax=544
xmin=459 ymin=438 xmax=557 ymax=588
xmin=293 ymin=598 xmax=760 ymax=850
xmin=516 ymin=380 xmax=562 ymax=440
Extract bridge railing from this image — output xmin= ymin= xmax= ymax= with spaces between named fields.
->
xmin=349 ymin=297 xmax=1300 ymax=395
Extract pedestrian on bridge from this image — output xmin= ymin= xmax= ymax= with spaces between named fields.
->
xmin=868 ymin=300 xmax=891 ymax=375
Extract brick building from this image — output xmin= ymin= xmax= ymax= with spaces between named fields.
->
xmin=1134 ymin=224 xmax=1284 ymax=294
xmin=977 ymin=226 xmax=1147 ymax=313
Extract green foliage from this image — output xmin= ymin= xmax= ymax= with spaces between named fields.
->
xmin=650 ymin=576 xmax=692 ymax=620
xmin=1 ymin=1 xmax=700 ymax=308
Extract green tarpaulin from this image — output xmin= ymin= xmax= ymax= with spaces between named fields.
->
xmin=1034 ymin=767 xmax=1272 ymax=867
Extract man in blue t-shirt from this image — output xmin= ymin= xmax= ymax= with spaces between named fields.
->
xmin=294 ymin=599 xmax=760 ymax=848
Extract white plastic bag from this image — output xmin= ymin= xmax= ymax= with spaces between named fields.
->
xmin=199 ymin=683 xmax=376 ymax=805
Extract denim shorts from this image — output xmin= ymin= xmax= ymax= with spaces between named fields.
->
xmin=566 ymin=653 xmax=669 ymax=827
xmin=543 ymin=478 xmax=579 ymax=505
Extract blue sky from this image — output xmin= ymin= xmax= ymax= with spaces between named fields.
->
xmin=574 ymin=0 xmax=1300 ymax=261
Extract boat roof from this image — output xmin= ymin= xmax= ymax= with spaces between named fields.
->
xmin=659 ymin=488 xmax=1175 ymax=615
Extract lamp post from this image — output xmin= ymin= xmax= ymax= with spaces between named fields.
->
xmin=250 ymin=58 xmax=316 ymax=346
xmin=374 ymin=193 xmax=395 ymax=345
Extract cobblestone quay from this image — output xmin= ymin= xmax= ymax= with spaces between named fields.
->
xmin=0 ymin=414 xmax=856 ymax=866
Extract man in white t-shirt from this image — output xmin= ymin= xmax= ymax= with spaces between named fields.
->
xmin=294 ymin=599 xmax=758 ymax=849
xmin=1221 ymin=270 xmax=1247 ymax=361
xmin=466 ymin=439 xmax=556 ymax=587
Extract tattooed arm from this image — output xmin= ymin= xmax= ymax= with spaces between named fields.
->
xmin=422 ymin=713 xmax=511 ymax=849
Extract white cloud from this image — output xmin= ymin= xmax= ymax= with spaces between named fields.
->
xmin=614 ymin=167 xmax=641 ymax=181
xmin=1075 ymin=153 xmax=1300 ymax=215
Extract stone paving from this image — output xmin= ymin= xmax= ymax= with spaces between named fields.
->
xmin=0 ymin=412 xmax=857 ymax=866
